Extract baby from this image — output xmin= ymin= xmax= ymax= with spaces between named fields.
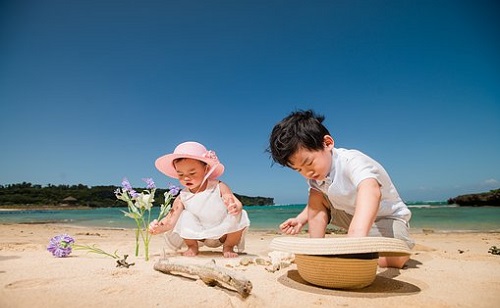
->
xmin=149 ymin=141 xmax=250 ymax=258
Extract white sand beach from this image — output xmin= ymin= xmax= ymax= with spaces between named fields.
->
xmin=1 ymin=224 xmax=499 ymax=307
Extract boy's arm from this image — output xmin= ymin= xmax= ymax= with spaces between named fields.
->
xmin=307 ymin=188 xmax=330 ymax=237
xmin=349 ymin=178 xmax=381 ymax=237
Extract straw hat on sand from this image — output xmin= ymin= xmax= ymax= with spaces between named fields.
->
xmin=270 ymin=237 xmax=411 ymax=289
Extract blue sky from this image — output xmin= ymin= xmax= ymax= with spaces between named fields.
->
xmin=1 ymin=0 xmax=499 ymax=204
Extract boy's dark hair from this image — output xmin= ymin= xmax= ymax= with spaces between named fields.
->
xmin=268 ymin=109 xmax=331 ymax=166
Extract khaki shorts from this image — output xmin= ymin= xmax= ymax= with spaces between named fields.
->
xmin=330 ymin=207 xmax=415 ymax=249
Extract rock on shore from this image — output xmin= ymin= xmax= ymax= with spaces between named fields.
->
xmin=447 ymin=189 xmax=500 ymax=206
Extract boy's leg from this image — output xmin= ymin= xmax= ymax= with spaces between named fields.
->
xmin=370 ymin=218 xmax=414 ymax=268
xmin=329 ymin=208 xmax=352 ymax=230
xmin=330 ymin=209 xmax=414 ymax=248
xmin=329 ymin=208 xmax=414 ymax=268
xmin=369 ymin=218 xmax=415 ymax=249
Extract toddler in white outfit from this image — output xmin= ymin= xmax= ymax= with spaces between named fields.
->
xmin=149 ymin=141 xmax=250 ymax=258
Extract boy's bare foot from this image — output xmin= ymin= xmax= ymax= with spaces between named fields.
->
xmin=223 ymin=246 xmax=238 ymax=258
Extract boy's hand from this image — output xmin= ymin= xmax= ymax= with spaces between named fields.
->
xmin=280 ymin=218 xmax=304 ymax=235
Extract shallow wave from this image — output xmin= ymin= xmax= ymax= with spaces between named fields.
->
xmin=407 ymin=204 xmax=459 ymax=208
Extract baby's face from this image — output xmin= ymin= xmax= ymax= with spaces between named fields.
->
xmin=174 ymin=158 xmax=208 ymax=192
xmin=288 ymin=146 xmax=333 ymax=181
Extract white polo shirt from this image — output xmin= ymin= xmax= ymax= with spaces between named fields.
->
xmin=308 ymin=148 xmax=411 ymax=222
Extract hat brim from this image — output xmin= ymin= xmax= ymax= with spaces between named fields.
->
xmin=270 ymin=236 xmax=411 ymax=257
xmin=155 ymin=153 xmax=225 ymax=179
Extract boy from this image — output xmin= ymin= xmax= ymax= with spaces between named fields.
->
xmin=268 ymin=110 xmax=414 ymax=268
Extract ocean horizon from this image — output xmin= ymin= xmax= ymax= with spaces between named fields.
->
xmin=1 ymin=203 xmax=499 ymax=233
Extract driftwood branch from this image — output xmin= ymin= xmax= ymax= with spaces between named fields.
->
xmin=153 ymin=259 xmax=252 ymax=297
xmin=116 ymin=254 xmax=135 ymax=268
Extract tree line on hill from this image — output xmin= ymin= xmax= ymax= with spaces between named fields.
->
xmin=0 ymin=182 xmax=274 ymax=208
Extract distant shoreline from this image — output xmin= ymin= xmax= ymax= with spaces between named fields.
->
xmin=0 ymin=203 xmax=276 ymax=211
xmin=0 ymin=205 xmax=95 ymax=211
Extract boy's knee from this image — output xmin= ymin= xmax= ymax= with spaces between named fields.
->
xmin=378 ymin=255 xmax=409 ymax=269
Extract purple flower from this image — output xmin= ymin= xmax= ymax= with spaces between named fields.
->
xmin=121 ymin=178 xmax=138 ymax=197
xmin=47 ymin=234 xmax=75 ymax=257
xmin=121 ymin=178 xmax=133 ymax=191
xmin=142 ymin=178 xmax=156 ymax=190
xmin=168 ymin=184 xmax=181 ymax=196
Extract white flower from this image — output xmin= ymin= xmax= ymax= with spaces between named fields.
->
xmin=134 ymin=193 xmax=154 ymax=211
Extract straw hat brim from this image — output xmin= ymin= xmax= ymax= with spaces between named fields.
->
xmin=270 ymin=236 xmax=411 ymax=257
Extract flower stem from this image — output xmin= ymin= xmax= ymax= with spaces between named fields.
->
xmin=73 ymin=244 xmax=120 ymax=259
xmin=138 ymin=216 xmax=150 ymax=261
xmin=134 ymin=222 xmax=140 ymax=257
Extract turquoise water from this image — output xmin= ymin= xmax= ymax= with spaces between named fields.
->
xmin=1 ymin=204 xmax=499 ymax=232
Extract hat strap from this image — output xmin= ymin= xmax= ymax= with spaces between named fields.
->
xmin=182 ymin=162 xmax=220 ymax=201
xmin=203 ymin=162 xmax=219 ymax=182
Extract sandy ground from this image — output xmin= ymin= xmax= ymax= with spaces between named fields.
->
xmin=1 ymin=223 xmax=499 ymax=308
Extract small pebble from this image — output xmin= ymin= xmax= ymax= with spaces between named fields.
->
xmin=239 ymin=257 xmax=253 ymax=266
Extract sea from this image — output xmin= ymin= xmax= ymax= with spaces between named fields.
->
xmin=1 ymin=203 xmax=499 ymax=233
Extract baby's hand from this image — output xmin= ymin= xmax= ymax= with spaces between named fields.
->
xmin=148 ymin=219 xmax=159 ymax=234
xmin=280 ymin=218 xmax=303 ymax=235
xmin=222 ymin=194 xmax=240 ymax=216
